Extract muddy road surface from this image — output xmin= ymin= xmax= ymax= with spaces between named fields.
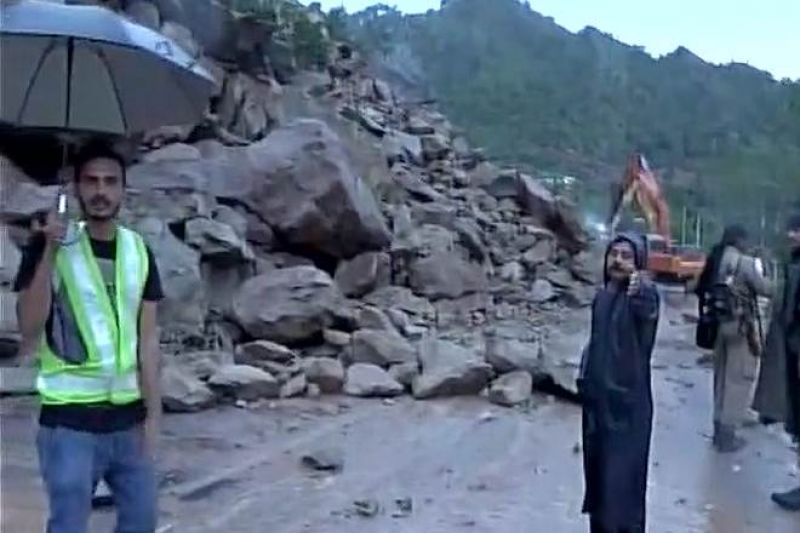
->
xmin=3 ymin=291 xmax=799 ymax=533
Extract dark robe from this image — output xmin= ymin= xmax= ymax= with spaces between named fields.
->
xmin=754 ymin=247 xmax=800 ymax=441
xmin=578 ymin=233 xmax=661 ymax=532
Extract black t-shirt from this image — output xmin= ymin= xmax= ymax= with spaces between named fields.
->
xmin=14 ymin=232 xmax=164 ymax=433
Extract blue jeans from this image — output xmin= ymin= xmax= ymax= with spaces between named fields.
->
xmin=36 ymin=425 xmax=157 ymax=533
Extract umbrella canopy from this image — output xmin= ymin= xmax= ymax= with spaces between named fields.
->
xmin=0 ymin=0 xmax=217 ymax=136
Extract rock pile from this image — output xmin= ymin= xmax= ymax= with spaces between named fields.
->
xmin=0 ymin=0 xmax=601 ymax=409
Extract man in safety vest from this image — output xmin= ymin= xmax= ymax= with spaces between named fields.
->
xmin=14 ymin=141 xmax=163 ymax=532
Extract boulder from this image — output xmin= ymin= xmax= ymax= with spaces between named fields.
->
xmin=125 ymin=1 xmax=161 ymax=31
xmin=362 ymin=286 xmax=435 ymax=320
xmin=134 ymin=218 xmax=206 ymax=331
xmin=485 ymin=337 xmax=542 ymax=376
xmin=340 ymin=105 xmax=386 ymax=136
xmin=355 ymin=306 xmax=396 ymax=331
xmin=208 ymin=364 xmax=280 ymax=401
xmin=351 ymin=329 xmax=417 ymax=367
xmin=485 ymin=172 xmax=519 ymax=199
xmin=217 ymin=72 xmax=282 ymax=141
xmin=409 ymin=252 xmax=488 ymax=300
xmin=0 ymin=155 xmax=59 ymax=222
xmin=334 ymin=251 xmax=391 ymax=298
xmin=405 ymin=117 xmax=435 ymax=135
xmin=235 ymin=340 xmax=297 ymax=366
xmin=420 ymin=134 xmax=450 ymax=162
xmin=412 ymin=338 xmax=492 ymax=399
xmin=280 ymin=373 xmax=308 ymax=399
xmin=153 ymin=0 xmax=184 ymax=23
xmin=244 ymin=212 xmax=276 ymax=248
xmin=231 ymin=266 xmax=345 ymax=345
xmin=468 ymin=161 xmax=500 ymax=189
xmin=390 ymin=166 xmax=443 ymax=203
xmin=142 ymin=143 xmax=201 ymax=163
xmin=160 ymin=21 xmax=201 ymax=59
xmin=302 ymin=357 xmax=345 ymax=394
xmin=216 ymin=119 xmax=391 ymax=259
xmin=323 ymin=329 xmax=351 ymax=348
xmin=516 ymin=175 xmax=588 ymax=253
xmin=521 ymin=239 xmax=555 ymax=268
xmin=161 ymin=363 xmax=215 ymax=413
xmin=175 ymin=350 xmax=233 ymax=380
xmin=212 ymin=205 xmax=248 ymax=241
xmin=382 ymin=130 xmax=424 ymax=166
xmin=388 ymin=362 xmax=419 ymax=389
xmin=530 ymin=279 xmax=556 ymax=303
xmin=344 ymin=363 xmax=404 ymax=398
xmin=499 ymin=262 xmax=524 ymax=283
xmin=542 ymin=265 xmax=575 ymax=289
xmin=185 ymin=217 xmax=253 ymax=263
xmin=488 ymin=371 xmax=532 ymax=407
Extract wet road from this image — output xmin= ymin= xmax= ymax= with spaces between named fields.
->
xmin=2 ymin=294 xmax=799 ymax=532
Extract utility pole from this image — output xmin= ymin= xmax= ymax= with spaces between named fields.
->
xmin=681 ymin=205 xmax=687 ymax=246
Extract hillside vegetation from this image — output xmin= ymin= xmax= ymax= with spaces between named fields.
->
xmin=343 ymin=0 xmax=800 ymax=247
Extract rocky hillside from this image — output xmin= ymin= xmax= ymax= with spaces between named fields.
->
xmin=346 ymin=0 xmax=800 ymax=247
xmin=0 ymin=0 xmax=598 ymax=410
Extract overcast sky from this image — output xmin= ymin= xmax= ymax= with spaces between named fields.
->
xmin=308 ymin=0 xmax=800 ymax=81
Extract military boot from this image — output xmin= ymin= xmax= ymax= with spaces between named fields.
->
xmin=714 ymin=424 xmax=747 ymax=453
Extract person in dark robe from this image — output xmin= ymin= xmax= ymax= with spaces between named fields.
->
xmin=754 ymin=213 xmax=800 ymax=511
xmin=578 ymin=232 xmax=661 ymax=533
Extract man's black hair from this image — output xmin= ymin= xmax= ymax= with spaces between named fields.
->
xmin=73 ymin=140 xmax=127 ymax=185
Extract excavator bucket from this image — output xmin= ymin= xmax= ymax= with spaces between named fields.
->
xmin=608 ymin=152 xmax=671 ymax=243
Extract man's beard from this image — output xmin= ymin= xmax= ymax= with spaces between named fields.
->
xmin=79 ymin=197 xmax=120 ymax=221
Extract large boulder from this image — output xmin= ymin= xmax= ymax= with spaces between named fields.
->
xmin=161 ymin=363 xmax=215 ymax=413
xmin=126 ymin=120 xmax=392 ymax=260
xmin=0 ymin=155 xmax=59 ymax=223
xmin=303 ymin=357 xmax=345 ymax=394
xmin=217 ymin=72 xmax=283 ymax=141
xmin=350 ymin=329 xmax=417 ymax=367
xmin=516 ymin=175 xmax=588 ymax=253
xmin=488 ymin=371 xmax=532 ymax=407
xmin=215 ymin=119 xmax=392 ymax=259
xmin=412 ymin=338 xmax=492 ymax=399
xmin=184 ymin=217 xmax=253 ymax=264
xmin=125 ymin=1 xmax=161 ymax=31
xmin=208 ymin=364 xmax=280 ymax=401
xmin=362 ymin=286 xmax=435 ymax=321
xmin=485 ymin=337 xmax=543 ymax=377
xmin=235 ymin=340 xmax=297 ymax=365
xmin=382 ymin=130 xmax=424 ymax=166
xmin=334 ymin=251 xmax=391 ymax=298
xmin=231 ymin=266 xmax=345 ymax=345
xmin=135 ymin=217 xmax=206 ymax=332
xmin=344 ymin=363 xmax=404 ymax=398
xmin=160 ymin=21 xmax=201 ymax=58
xmin=174 ymin=350 xmax=233 ymax=381
xmin=409 ymin=252 xmax=488 ymax=300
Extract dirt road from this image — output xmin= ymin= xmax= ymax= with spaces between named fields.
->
xmin=3 ymin=291 xmax=800 ymax=533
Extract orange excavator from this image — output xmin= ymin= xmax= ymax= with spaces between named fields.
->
xmin=607 ymin=152 xmax=706 ymax=284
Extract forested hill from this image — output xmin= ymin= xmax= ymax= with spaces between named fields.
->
xmin=339 ymin=0 xmax=800 ymax=246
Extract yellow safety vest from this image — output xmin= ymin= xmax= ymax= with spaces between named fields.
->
xmin=35 ymin=224 xmax=149 ymax=406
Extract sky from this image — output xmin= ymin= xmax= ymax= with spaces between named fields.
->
xmin=310 ymin=0 xmax=800 ymax=81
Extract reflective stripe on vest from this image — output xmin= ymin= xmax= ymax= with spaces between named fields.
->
xmin=36 ymin=224 xmax=149 ymax=406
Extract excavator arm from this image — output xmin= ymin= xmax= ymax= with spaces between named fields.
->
xmin=607 ymin=152 xmax=671 ymax=243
